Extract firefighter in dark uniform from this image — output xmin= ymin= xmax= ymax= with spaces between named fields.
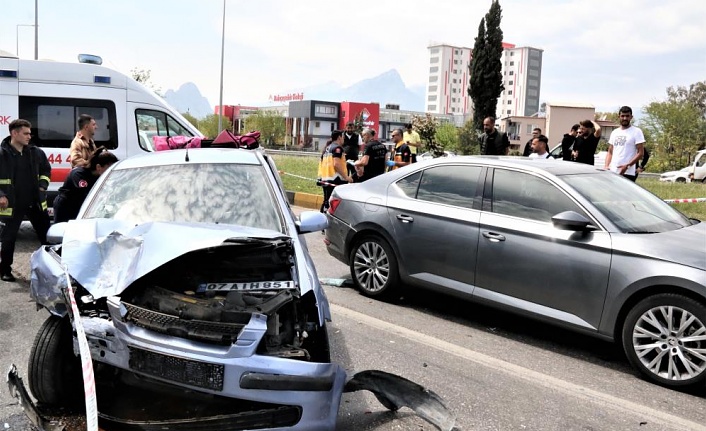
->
xmin=0 ymin=119 xmax=51 ymax=282
xmin=53 ymin=147 xmax=118 ymax=223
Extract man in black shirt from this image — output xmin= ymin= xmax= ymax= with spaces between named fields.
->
xmin=343 ymin=122 xmax=361 ymax=176
xmin=572 ymin=119 xmax=602 ymax=165
xmin=560 ymin=124 xmax=580 ymax=161
xmin=480 ymin=117 xmax=510 ymax=155
xmin=354 ymin=128 xmax=388 ymax=182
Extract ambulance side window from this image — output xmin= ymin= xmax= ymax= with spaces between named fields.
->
xmin=136 ymin=109 xmax=193 ymax=151
xmin=19 ymin=96 xmax=117 ymax=149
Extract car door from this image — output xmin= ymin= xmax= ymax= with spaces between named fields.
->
xmin=474 ymin=168 xmax=612 ymax=331
xmin=386 ymin=164 xmax=483 ymax=294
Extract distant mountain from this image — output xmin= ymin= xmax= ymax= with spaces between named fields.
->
xmin=276 ymin=69 xmax=424 ymax=111
xmin=163 ymin=82 xmax=212 ymax=118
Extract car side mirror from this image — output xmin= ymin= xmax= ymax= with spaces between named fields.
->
xmin=46 ymin=222 xmax=68 ymax=244
xmin=296 ymin=211 xmax=328 ymax=234
xmin=551 ymin=211 xmax=597 ymax=231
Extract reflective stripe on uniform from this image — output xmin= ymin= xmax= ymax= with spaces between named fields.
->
xmin=41 ymin=201 xmax=47 ymax=211
xmin=38 ymin=175 xmax=51 ymax=184
xmin=0 ymin=208 xmax=13 ymax=216
xmin=0 ymin=179 xmax=11 ymax=185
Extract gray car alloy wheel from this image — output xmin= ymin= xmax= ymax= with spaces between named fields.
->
xmin=350 ymin=236 xmax=399 ymax=298
xmin=623 ymin=294 xmax=706 ymax=387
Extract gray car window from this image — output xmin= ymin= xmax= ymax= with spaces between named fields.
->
xmin=416 ymin=166 xmax=482 ymax=209
xmin=491 ymin=169 xmax=587 ymax=222
xmin=84 ymin=163 xmax=283 ymax=232
xmin=396 ymin=171 xmax=422 ymax=198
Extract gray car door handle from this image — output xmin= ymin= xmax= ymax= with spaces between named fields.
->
xmin=482 ymin=232 xmax=506 ymax=242
xmin=396 ymin=214 xmax=414 ymax=223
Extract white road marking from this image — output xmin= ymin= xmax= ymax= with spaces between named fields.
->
xmin=330 ymin=303 xmax=706 ymax=431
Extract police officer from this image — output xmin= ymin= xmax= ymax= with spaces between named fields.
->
xmin=53 ymin=147 xmax=118 ymax=223
xmin=0 ymin=119 xmax=51 ymax=282
xmin=353 ymin=128 xmax=388 ymax=182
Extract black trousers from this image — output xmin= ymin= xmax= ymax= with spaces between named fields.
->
xmin=0 ymin=205 xmax=50 ymax=274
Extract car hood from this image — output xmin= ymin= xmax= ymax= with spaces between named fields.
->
xmin=59 ymin=218 xmax=293 ymax=298
xmin=613 ymin=221 xmax=706 ymax=271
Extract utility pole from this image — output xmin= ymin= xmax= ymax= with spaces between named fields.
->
xmin=34 ymin=0 xmax=39 ymax=59
xmin=217 ymin=0 xmax=226 ymax=132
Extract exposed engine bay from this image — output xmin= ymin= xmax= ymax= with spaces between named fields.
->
xmin=74 ymin=238 xmax=328 ymax=361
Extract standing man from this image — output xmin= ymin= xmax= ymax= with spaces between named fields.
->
xmin=354 ymin=128 xmax=388 ymax=182
xmin=343 ymin=122 xmax=362 ymax=177
xmin=387 ymin=129 xmax=412 ymax=170
xmin=572 ymin=119 xmax=602 ymax=165
xmin=69 ymin=114 xmax=98 ymax=168
xmin=317 ymin=130 xmax=353 ymax=212
xmin=0 ymin=119 xmax=51 ymax=282
xmin=528 ymin=135 xmax=551 ymax=159
xmin=480 ymin=117 xmax=510 ymax=155
xmin=605 ymin=106 xmax=645 ymax=182
xmin=560 ymin=124 xmax=580 ymax=161
xmin=403 ymin=123 xmax=421 ymax=162
xmin=523 ymin=128 xmax=541 ymax=157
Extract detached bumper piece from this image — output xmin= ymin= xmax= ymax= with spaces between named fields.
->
xmin=6 ymin=365 xmax=65 ymax=431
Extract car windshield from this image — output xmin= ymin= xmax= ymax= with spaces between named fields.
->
xmin=83 ymin=163 xmax=283 ymax=232
xmin=563 ymin=173 xmax=692 ymax=233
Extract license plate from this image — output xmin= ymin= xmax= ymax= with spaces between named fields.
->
xmin=197 ymin=281 xmax=294 ymax=293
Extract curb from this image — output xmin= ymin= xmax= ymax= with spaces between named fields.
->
xmin=287 ymin=190 xmax=323 ymax=210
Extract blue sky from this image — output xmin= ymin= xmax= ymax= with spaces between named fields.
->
xmin=2 ymin=0 xmax=705 ymax=114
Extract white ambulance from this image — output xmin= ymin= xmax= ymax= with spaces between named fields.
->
xmin=0 ymin=52 xmax=202 ymax=205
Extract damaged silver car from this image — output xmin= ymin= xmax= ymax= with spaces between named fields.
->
xmin=17 ymin=148 xmax=455 ymax=431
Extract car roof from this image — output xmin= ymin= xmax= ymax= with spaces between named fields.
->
xmin=113 ymin=148 xmax=263 ymax=170
xmin=414 ymin=156 xmax=606 ymax=176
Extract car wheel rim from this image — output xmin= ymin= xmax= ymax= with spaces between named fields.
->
xmin=632 ymin=305 xmax=706 ymax=382
xmin=353 ymin=242 xmax=390 ymax=293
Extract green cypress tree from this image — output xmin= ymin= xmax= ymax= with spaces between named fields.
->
xmin=469 ymin=0 xmax=505 ymax=132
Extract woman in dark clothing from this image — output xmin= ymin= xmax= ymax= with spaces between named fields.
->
xmin=53 ymin=147 xmax=118 ymax=223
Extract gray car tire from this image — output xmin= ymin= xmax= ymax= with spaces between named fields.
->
xmin=349 ymin=235 xmax=400 ymax=298
xmin=622 ymin=293 xmax=706 ymax=388
xmin=28 ymin=315 xmax=84 ymax=406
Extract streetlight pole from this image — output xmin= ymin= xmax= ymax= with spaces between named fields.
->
xmin=34 ymin=0 xmax=39 ymax=59
xmin=217 ymin=0 xmax=226 ymax=133
xmin=16 ymin=24 xmax=35 ymax=57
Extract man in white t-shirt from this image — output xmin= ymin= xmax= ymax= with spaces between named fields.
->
xmin=528 ymin=134 xmax=551 ymax=159
xmin=605 ymin=105 xmax=645 ymax=182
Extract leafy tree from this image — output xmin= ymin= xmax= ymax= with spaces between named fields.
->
xmin=412 ymin=114 xmax=444 ymax=157
xmin=131 ymin=67 xmax=162 ymax=96
xmin=457 ymin=120 xmax=482 ymax=155
xmin=181 ymin=112 xmax=200 ymax=130
xmin=243 ymin=110 xmax=286 ymax=146
xmin=640 ymin=83 xmax=706 ymax=171
xmin=198 ymin=114 xmax=232 ymax=139
xmin=435 ymin=122 xmax=459 ymax=154
xmin=469 ymin=0 xmax=505 ymax=132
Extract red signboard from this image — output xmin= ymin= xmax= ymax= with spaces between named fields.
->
xmin=339 ymin=102 xmax=380 ymax=136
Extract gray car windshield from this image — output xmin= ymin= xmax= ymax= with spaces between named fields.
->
xmin=563 ymin=173 xmax=692 ymax=233
xmin=83 ymin=163 xmax=283 ymax=232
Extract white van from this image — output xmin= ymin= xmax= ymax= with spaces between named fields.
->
xmin=687 ymin=149 xmax=706 ymax=183
xmin=0 ymin=53 xmax=202 ymax=204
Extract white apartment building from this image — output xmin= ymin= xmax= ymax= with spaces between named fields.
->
xmin=426 ymin=42 xmax=543 ymax=120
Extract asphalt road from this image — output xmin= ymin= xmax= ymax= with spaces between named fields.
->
xmin=1 ymin=215 xmax=705 ymax=431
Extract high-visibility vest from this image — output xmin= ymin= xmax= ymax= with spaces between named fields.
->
xmin=318 ymin=143 xmax=346 ymax=181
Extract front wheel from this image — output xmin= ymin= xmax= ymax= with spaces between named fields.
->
xmin=349 ymin=236 xmax=400 ymax=298
xmin=622 ymin=294 xmax=706 ymax=388
xmin=28 ymin=316 xmax=84 ymax=406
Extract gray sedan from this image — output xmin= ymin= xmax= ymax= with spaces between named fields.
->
xmin=324 ymin=156 xmax=706 ymax=390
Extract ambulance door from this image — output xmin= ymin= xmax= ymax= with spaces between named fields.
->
xmin=0 ymin=57 xmax=19 ymax=138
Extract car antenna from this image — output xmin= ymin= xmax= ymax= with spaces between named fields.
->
xmin=185 ymin=148 xmax=190 ymax=162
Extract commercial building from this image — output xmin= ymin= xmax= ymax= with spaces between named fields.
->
xmin=425 ymin=42 xmax=543 ymax=119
